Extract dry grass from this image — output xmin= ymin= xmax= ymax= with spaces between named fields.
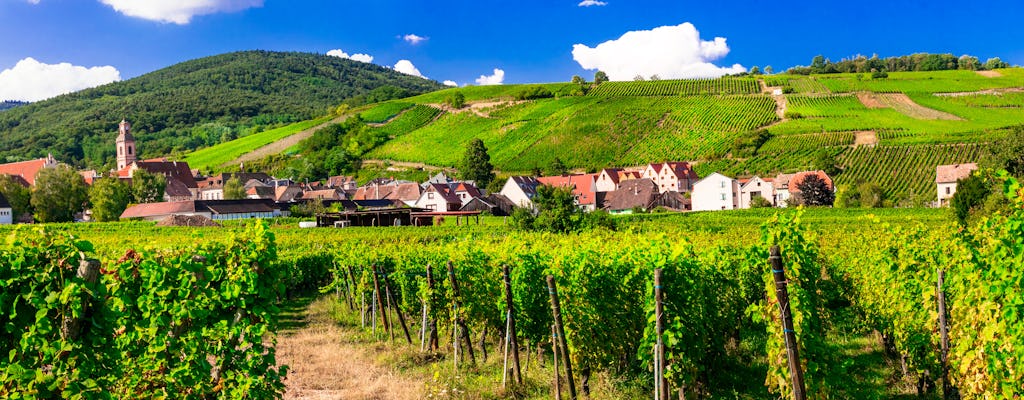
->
xmin=880 ymin=93 xmax=962 ymax=120
xmin=854 ymin=131 xmax=878 ymax=147
xmin=975 ymin=70 xmax=1002 ymax=78
xmin=277 ymin=297 xmax=425 ymax=400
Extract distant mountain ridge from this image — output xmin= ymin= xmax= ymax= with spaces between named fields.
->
xmin=0 ymin=101 xmax=27 ymax=111
xmin=0 ymin=51 xmax=444 ymax=168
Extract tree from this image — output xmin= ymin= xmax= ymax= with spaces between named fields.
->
xmin=750 ymin=196 xmax=773 ymax=208
xmin=750 ymin=66 xmax=761 ymax=75
xmin=833 ymin=183 xmax=859 ymax=208
xmin=89 ymin=177 xmax=131 ymax=222
xmin=958 ymin=55 xmax=981 ymax=71
xmin=794 ymin=174 xmax=834 ymax=206
xmin=223 ymin=176 xmax=246 ymax=200
xmin=984 ymin=57 xmax=1009 ymax=70
xmin=31 ymin=164 xmax=88 ymax=222
xmin=810 ymin=55 xmax=827 ymax=73
xmin=571 ymin=75 xmax=585 ymax=84
xmin=813 ymin=150 xmax=840 ymax=176
xmin=649 ymin=74 xmax=661 ymax=81
xmin=460 ymin=138 xmax=495 ymax=189
xmin=950 ymin=173 xmax=990 ymax=225
xmin=764 ymin=66 xmax=774 ymax=75
xmin=633 ymin=74 xmax=646 ymax=81
xmin=0 ymin=175 xmax=32 ymax=221
xmin=445 ymin=92 xmax=466 ymax=109
xmin=594 ymin=71 xmax=608 ymax=84
xmin=987 ymin=126 xmax=1024 ymax=177
xmin=515 ymin=185 xmax=580 ymax=233
xmin=546 ymin=157 xmax=567 ymax=176
xmin=871 ymin=69 xmax=889 ymax=79
xmin=857 ymin=181 xmax=885 ymax=208
xmin=131 ymin=169 xmax=167 ymax=203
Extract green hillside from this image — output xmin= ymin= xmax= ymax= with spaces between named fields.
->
xmin=0 ymin=51 xmax=444 ymax=168
xmin=346 ymin=70 xmax=1023 ymax=200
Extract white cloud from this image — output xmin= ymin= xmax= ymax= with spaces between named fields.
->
xmin=475 ymin=69 xmax=505 ymax=85
xmin=98 ymin=0 xmax=263 ymax=24
xmin=403 ymin=34 xmax=427 ymax=45
xmin=326 ymin=49 xmax=374 ymax=63
xmin=394 ymin=60 xmax=425 ymax=78
xmin=26 ymin=0 xmax=41 ymax=4
xmin=443 ymin=80 xmax=458 ymax=87
xmin=578 ymin=0 xmax=607 ymax=6
xmin=0 ymin=58 xmax=121 ymax=102
xmin=571 ymin=22 xmax=746 ymax=81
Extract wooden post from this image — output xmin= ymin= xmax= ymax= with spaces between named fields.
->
xmin=552 ymin=324 xmax=562 ymax=400
xmin=503 ymin=264 xmax=523 ymax=384
xmin=937 ymin=268 xmax=950 ymax=400
xmin=372 ymin=265 xmax=390 ymax=336
xmin=448 ymin=261 xmax=476 ymax=364
xmin=426 ymin=264 xmax=439 ymax=351
xmin=503 ymin=309 xmax=512 ymax=388
xmin=60 ymin=258 xmax=100 ymax=341
xmin=381 ymin=266 xmax=413 ymax=344
xmin=341 ymin=267 xmax=354 ymax=311
xmin=654 ymin=268 xmax=668 ymax=400
xmin=769 ymin=246 xmax=806 ymax=400
xmin=547 ymin=275 xmax=577 ymax=399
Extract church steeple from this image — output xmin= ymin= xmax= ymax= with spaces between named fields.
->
xmin=116 ymin=118 xmax=136 ymax=170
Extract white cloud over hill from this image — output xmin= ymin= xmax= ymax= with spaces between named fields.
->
xmin=475 ymin=68 xmax=505 ymax=85
xmin=0 ymin=58 xmax=121 ymax=102
xmin=571 ymin=22 xmax=746 ymax=81
xmin=98 ymin=0 xmax=263 ymax=24
xmin=394 ymin=60 xmax=425 ymax=78
xmin=327 ymin=49 xmax=374 ymax=63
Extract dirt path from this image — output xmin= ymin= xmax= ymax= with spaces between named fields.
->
xmin=226 ymin=114 xmax=351 ymax=167
xmin=976 ymin=70 xmax=1002 ymax=78
xmin=276 ymin=296 xmax=424 ymax=400
xmin=758 ymin=79 xmax=789 ymax=128
xmin=361 ymin=159 xmax=449 ymax=172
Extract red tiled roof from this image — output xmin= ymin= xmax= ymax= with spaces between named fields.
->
xmin=537 ymin=174 xmax=598 ymax=205
xmin=303 ymin=189 xmax=344 ymax=200
xmin=425 ymin=183 xmax=462 ymax=204
xmin=117 ymin=160 xmax=198 ymax=188
xmin=936 ymin=163 xmax=978 ymax=183
xmin=0 ymin=157 xmax=54 ymax=186
xmin=788 ymin=170 xmax=834 ymax=193
xmin=121 ymin=201 xmax=199 ymax=219
xmin=599 ymin=168 xmax=622 ymax=184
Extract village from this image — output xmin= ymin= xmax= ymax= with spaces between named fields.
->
xmin=0 ymin=119 xmax=978 ymax=226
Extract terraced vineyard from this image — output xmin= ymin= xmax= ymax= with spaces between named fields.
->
xmin=587 ymin=77 xmax=760 ymax=96
xmin=368 ymin=104 xmax=442 ymax=137
xmin=360 ymin=101 xmax=413 ymax=123
xmin=836 ymin=144 xmax=984 ymax=198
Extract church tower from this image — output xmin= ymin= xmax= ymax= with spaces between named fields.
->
xmin=115 ymin=118 xmax=136 ymax=170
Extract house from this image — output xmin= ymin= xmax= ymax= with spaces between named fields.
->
xmin=784 ymin=170 xmax=834 ymax=207
xmin=936 ymin=163 xmax=978 ymax=205
xmin=79 ymin=170 xmax=100 ymax=185
xmin=325 ymin=175 xmax=358 ymax=191
xmin=460 ymin=194 xmax=516 ymax=216
xmin=0 ymin=192 xmax=12 ymax=224
xmin=738 ymin=176 xmax=775 ymax=208
xmin=500 ymin=176 xmax=541 ymax=209
xmin=452 ymin=182 xmax=482 ymax=205
xmin=353 ymin=181 xmax=423 ymax=206
xmin=424 ymin=171 xmax=455 ymax=186
xmin=303 ymin=188 xmax=345 ymax=201
xmin=116 ymin=158 xmax=199 ymax=201
xmin=651 ymin=191 xmax=691 ymax=211
xmin=691 ymin=172 xmax=740 ymax=211
xmin=120 ymin=199 xmax=283 ymax=221
xmin=642 ymin=162 xmax=700 ymax=193
xmin=196 ymin=172 xmax=272 ymax=200
xmin=0 ymin=153 xmax=58 ymax=186
xmin=274 ymin=185 xmax=305 ymax=203
xmin=595 ymin=168 xmax=643 ymax=193
xmin=415 ymin=183 xmax=463 ymax=212
xmin=603 ymin=179 xmax=659 ymax=214
xmin=536 ymin=174 xmax=601 ymax=211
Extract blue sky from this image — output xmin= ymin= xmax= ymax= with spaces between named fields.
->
xmin=1 ymin=0 xmax=1023 ymax=101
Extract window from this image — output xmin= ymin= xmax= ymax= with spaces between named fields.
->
xmin=720 ymin=193 xmax=726 ymax=201
xmin=946 ymin=187 xmax=951 ymax=195
xmin=720 ymin=181 xmax=725 ymax=188
xmin=427 ymin=192 xmax=434 ymax=200
xmin=128 ymin=146 xmax=133 ymax=155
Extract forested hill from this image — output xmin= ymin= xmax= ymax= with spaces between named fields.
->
xmin=0 ymin=51 xmax=445 ymax=168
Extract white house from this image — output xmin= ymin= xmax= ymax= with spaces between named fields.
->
xmin=415 ymin=183 xmax=463 ymax=212
xmin=642 ymin=162 xmax=700 ymax=193
xmin=500 ymin=176 xmax=541 ymax=209
xmin=692 ymin=172 xmax=740 ymax=211
xmin=936 ymin=163 xmax=978 ymax=206
xmin=0 ymin=192 xmax=12 ymax=224
xmin=738 ymin=176 xmax=775 ymax=208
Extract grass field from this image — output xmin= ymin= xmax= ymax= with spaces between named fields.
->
xmin=184 ymin=115 xmax=333 ymax=171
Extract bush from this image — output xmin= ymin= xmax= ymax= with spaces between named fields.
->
xmin=515 ymin=86 xmax=554 ymax=101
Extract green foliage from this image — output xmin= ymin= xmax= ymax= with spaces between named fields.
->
xmin=130 ymin=169 xmax=166 ymax=204
xmin=594 ymin=71 xmax=609 ymax=84
xmin=513 ymin=185 xmax=580 ymax=233
xmin=794 ymin=174 xmax=835 ymax=206
xmin=986 ymin=126 xmax=1024 ymax=177
xmin=732 ymin=129 xmax=772 ymax=157
xmin=0 ymin=51 xmax=443 ymax=168
xmin=750 ymin=195 xmax=774 ymax=208
xmin=89 ymin=177 xmax=131 ymax=222
xmin=871 ymin=70 xmax=889 ymax=79
xmin=813 ymin=149 xmax=840 ymax=177
xmin=950 ymin=173 xmax=990 ymax=224
xmin=184 ymin=116 xmax=333 ymax=172
xmin=984 ymin=57 xmax=1009 ymax=70
xmin=545 ymin=157 xmax=567 ymax=176
xmin=294 ymin=118 xmax=365 ymax=181
xmin=444 ymin=92 xmax=466 ymax=109
xmin=0 ymin=175 xmax=32 ymax=220
xmin=459 ymin=139 xmax=495 ymax=189
xmin=31 ymin=165 xmax=88 ymax=222
xmin=857 ymin=181 xmax=885 ymax=208
xmin=571 ymin=75 xmax=585 ymax=84
xmin=514 ymin=86 xmax=554 ymax=101
xmin=223 ymin=176 xmax=246 ymax=200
